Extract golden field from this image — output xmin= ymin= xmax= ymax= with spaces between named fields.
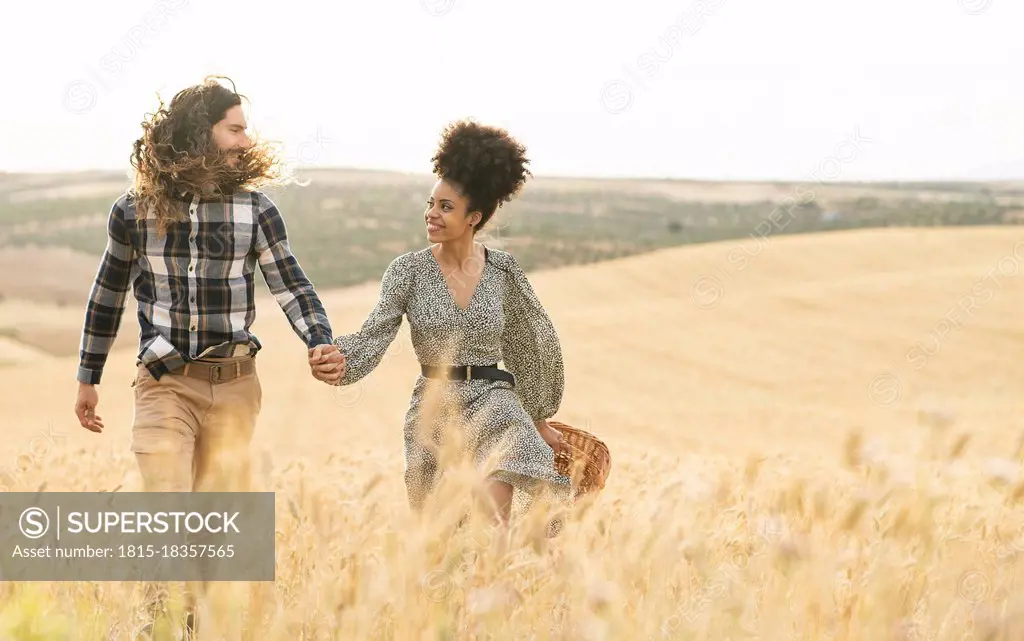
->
xmin=2 ymin=225 xmax=1024 ymax=639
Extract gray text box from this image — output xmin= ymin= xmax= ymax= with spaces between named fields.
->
xmin=0 ymin=492 xmax=275 ymax=581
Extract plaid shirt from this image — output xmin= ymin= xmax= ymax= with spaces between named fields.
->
xmin=77 ymin=189 xmax=333 ymax=384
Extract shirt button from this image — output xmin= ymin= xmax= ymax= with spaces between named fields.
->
xmin=188 ymin=265 xmax=194 ymax=272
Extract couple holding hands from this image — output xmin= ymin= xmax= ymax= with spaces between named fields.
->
xmin=74 ymin=76 xmax=575 ymax=527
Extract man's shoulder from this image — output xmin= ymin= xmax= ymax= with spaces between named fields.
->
xmin=236 ymin=188 xmax=273 ymax=208
xmin=242 ymin=188 xmax=272 ymax=200
xmin=111 ymin=190 xmax=137 ymax=220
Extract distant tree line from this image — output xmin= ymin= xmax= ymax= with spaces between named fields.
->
xmin=0 ymin=180 xmax=1019 ymax=290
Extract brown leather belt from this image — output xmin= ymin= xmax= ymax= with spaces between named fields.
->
xmin=179 ymin=358 xmax=255 ymax=384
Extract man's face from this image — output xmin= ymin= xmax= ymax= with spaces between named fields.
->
xmin=211 ymin=105 xmax=251 ymax=167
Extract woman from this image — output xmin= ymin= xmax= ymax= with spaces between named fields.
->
xmin=321 ymin=119 xmax=573 ymax=525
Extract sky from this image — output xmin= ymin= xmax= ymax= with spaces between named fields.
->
xmin=3 ymin=0 xmax=1023 ymax=181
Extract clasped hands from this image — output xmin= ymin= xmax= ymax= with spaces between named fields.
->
xmin=308 ymin=343 xmax=346 ymax=385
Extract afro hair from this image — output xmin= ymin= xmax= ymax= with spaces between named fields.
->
xmin=430 ymin=119 xmax=532 ymax=232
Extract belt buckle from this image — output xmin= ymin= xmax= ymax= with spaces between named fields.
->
xmin=210 ymin=364 xmax=222 ymax=383
xmin=465 ymin=365 xmax=472 ymax=380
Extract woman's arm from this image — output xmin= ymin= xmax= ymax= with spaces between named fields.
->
xmin=331 ymin=253 xmax=414 ymax=386
xmin=499 ymin=253 xmax=565 ymax=422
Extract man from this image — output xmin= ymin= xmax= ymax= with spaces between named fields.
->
xmin=73 ymin=76 xmax=345 ymax=636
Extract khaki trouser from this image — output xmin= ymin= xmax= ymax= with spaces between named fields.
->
xmin=131 ymin=354 xmax=261 ymax=492
xmin=130 ymin=354 xmax=262 ymax=633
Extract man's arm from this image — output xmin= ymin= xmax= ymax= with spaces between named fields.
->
xmin=253 ymin=192 xmax=334 ymax=348
xmin=77 ymin=198 xmax=134 ymax=385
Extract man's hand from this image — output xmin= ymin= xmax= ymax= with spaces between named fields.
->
xmin=309 ymin=344 xmax=346 ymax=385
xmin=75 ymin=383 xmax=104 ymax=433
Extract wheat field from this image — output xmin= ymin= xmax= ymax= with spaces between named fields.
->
xmin=2 ymin=226 xmax=1024 ymax=639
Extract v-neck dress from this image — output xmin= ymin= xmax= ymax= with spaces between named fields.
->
xmin=332 ymin=245 xmax=573 ymax=511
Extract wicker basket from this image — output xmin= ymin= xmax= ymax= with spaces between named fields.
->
xmin=548 ymin=421 xmax=611 ymax=498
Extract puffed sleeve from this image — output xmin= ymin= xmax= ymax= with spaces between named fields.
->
xmin=499 ymin=254 xmax=565 ymax=422
xmin=333 ymin=254 xmax=414 ymax=385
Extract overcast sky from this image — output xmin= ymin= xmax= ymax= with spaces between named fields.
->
xmin=3 ymin=0 xmax=1021 ymax=181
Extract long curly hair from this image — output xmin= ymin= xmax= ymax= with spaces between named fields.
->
xmin=430 ymin=119 xmax=532 ymax=232
xmin=129 ymin=76 xmax=284 ymax=234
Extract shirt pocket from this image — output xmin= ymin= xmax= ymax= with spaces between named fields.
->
xmin=204 ymin=220 xmax=254 ymax=262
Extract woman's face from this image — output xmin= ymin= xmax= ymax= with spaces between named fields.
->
xmin=424 ymin=179 xmax=481 ymax=242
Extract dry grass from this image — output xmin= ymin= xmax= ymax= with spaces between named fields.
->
xmin=4 ymin=425 xmax=1024 ymax=639
xmin=2 ymin=226 xmax=1024 ymax=639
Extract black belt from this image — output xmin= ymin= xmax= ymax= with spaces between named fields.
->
xmin=421 ymin=364 xmax=515 ymax=385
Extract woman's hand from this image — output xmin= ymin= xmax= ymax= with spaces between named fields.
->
xmin=536 ymin=419 xmax=569 ymax=457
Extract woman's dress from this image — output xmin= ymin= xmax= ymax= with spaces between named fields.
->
xmin=333 ymin=245 xmax=574 ymax=511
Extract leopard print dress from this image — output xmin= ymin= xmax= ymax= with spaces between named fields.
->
xmin=333 ymin=245 xmax=574 ymax=513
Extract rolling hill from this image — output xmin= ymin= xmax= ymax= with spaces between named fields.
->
xmin=3 ymin=224 xmax=1022 ymax=476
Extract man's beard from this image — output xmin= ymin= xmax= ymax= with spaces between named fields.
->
xmin=226 ymin=147 xmax=245 ymax=168
xmin=154 ymin=145 xmax=278 ymax=202
xmin=195 ymin=147 xmax=262 ymax=195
